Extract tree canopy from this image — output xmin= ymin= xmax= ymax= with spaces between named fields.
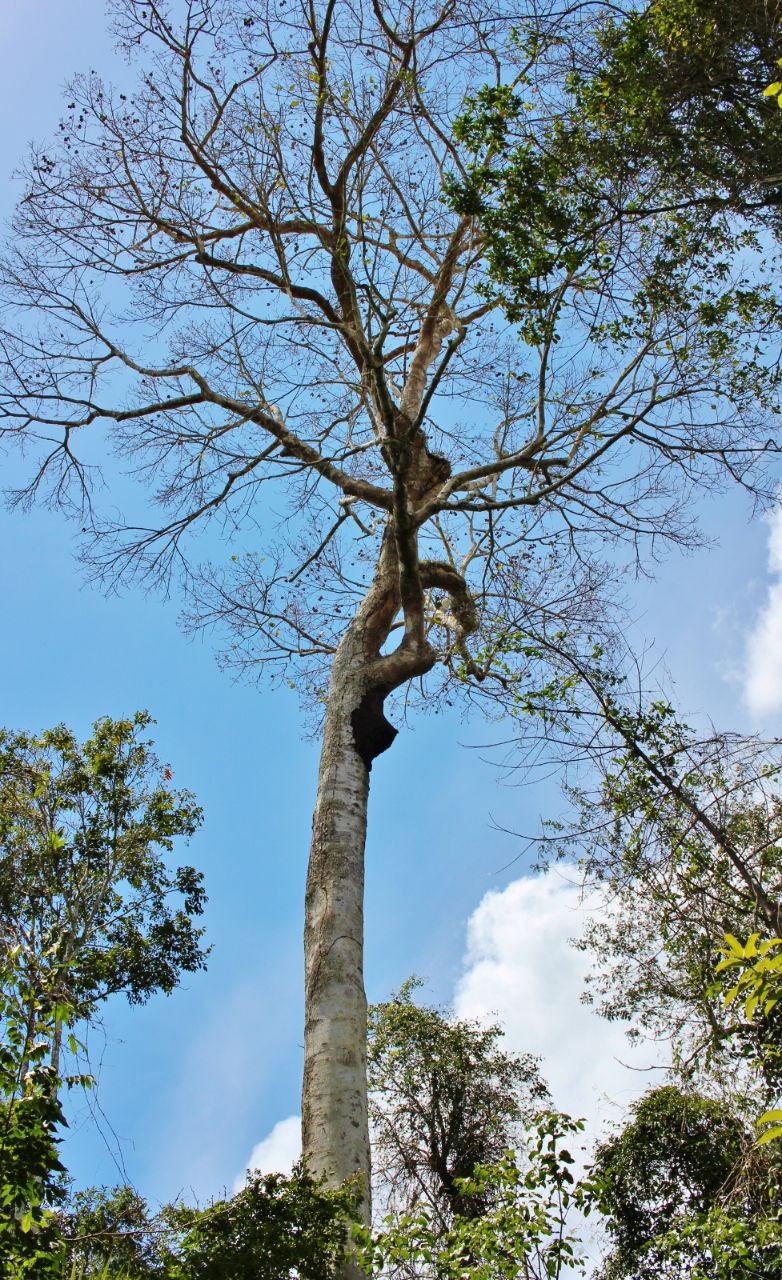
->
xmin=368 ymin=979 xmax=549 ymax=1229
xmin=448 ymin=0 xmax=782 ymax=327
xmin=0 ymin=712 xmax=207 ymax=1277
xmin=0 ymin=712 xmax=207 ymax=1037
xmin=592 ymin=1084 xmax=782 ymax=1280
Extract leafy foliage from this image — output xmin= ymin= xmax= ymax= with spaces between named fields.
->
xmin=524 ymin=648 xmax=782 ymax=1089
xmin=0 ymin=713 xmax=208 ymax=1276
xmin=63 ymin=1184 xmax=173 ymax=1278
xmin=62 ymin=1169 xmax=355 ymax=1280
xmin=765 ymin=58 xmax=782 ymax=108
xmin=445 ymin=0 xmax=782 ymax=515
xmin=447 ymin=0 xmax=782 ymax=308
xmin=165 ymin=1167 xmax=355 ymax=1280
xmin=653 ymin=1203 xmax=782 ymax=1279
xmin=357 ymin=1111 xmax=589 ymax=1280
xmin=568 ymin=0 xmax=782 ymax=207
xmin=591 ymin=1085 xmax=782 ymax=1280
xmin=716 ymin=933 xmax=782 ymax=1142
xmin=0 ymin=950 xmax=90 ymax=1278
xmin=0 ymin=712 xmax=208 ymax=1031
xmin=717 ymin=934 xmax=782 ymax=1025
xmin=501 ymin=634 xmax=782 ymax=1269
xmin=368 ymin=979 xmax=549 ymax=1229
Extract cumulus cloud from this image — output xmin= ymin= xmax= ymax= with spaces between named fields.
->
xmin=744 ymin=503 xmax=782 ymax=719
xmin=230 ymin=869 xmax=663 ymax=1201
xmin=454 ymin=867 xmax=665 ymax=1142
xmin=233 ymin=1114 xmax=301 ymax=1192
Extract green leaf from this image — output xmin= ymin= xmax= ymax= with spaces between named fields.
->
xmin=722 ymin=981 xmax=743 ymax=1008
xmin=722 ymin=933 xmax=745 ymax=956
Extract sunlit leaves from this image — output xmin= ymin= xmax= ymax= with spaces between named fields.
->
xmin=763 ymin=58 xmax=782 ymax=107
xmin=0 ymin=951 xmax=89 ymax=1277
xmin=0 ymin=712 xmax=208 ymax=1022
xmin=356 ymin=1112 xmax=591 ymax=1280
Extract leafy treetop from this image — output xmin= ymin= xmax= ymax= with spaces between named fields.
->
xmin=0 ymin=712 xmax=208 ymax=1032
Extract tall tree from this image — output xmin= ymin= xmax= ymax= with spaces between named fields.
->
xmin=1 ymin=1 xmax=780 ymax=1243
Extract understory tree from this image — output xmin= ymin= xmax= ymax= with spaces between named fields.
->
xmin=61 ymin=1169 xmax=356 ymax=1279
xmin=368 ymin=980 xmax=549 ymax=1230
xmin=1 ymin=1 xmax=781 ymax=1252
xmin=0 ymin=712 xmax=206 ymax=1276
xmin=0 ymin=949 xmax=82 ymax=1278
xmin=63 ymin=1184 xmax=167 ymax=1279
xmin=521 ymin=646 xmax=782 ymax=1096
xmin=357 ymin=1110 xmax=589 ymax=1280
xmin=164 ymin=1169 xmax=358 ymax=1280
xmin=61 ymin=986 xmax=577 ymax=1280
xmin=591 ymin=1084 xmax=782 ymax=1280
xmin=0 ymin=713 xmax=207 ymax=1075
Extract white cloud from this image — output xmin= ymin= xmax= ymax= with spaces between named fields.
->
xmin=744 ymin=503 xmax=782 ymax=719
xmin=230 ymin=870 xmax=662 ymax=1209
xmin=454 ymin=867 xmax=665 ymax=1144
xmin=233 ymin=1114 xmax=301 ymax=1192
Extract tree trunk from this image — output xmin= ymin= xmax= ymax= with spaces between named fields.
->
xmin=302 ymin=623 xmax=376 ymax=1222
xmin=302 ymin=540 xmax=437 ymax=1278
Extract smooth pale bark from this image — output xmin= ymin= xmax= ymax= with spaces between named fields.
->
xmin=302 ymin=628 xmax=373 ymax=1216
xmin=301 ymin=445 xmax=455 ymax=1280
xmin=301 ymin=540 xmax=438 ymax=1280
xmin=301 ymin=538 xmax=400 ymax=1208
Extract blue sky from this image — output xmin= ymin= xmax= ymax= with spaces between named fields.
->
xmin=2 ymin=0 xmax=781 ymax=1210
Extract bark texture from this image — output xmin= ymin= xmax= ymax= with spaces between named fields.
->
xmin=302 ymin=537 xmax=442 ymax=1235
xmin=303 ymin=631 xmax=373 ymax=1215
